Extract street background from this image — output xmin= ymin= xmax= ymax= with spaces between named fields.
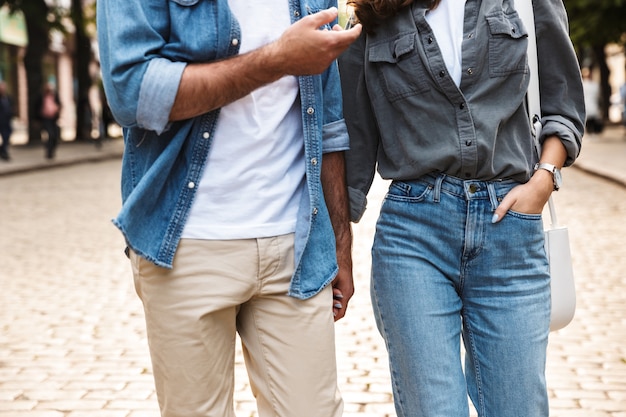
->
xmin=0 ymin=124 xmax=625 ymax=416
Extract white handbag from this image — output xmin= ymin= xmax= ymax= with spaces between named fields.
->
xmin=517 ymin=1 xmax=576 ymax=331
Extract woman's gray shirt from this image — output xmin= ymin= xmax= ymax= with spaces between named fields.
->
xmin=339 ymin=0 xmax=585 ymax=222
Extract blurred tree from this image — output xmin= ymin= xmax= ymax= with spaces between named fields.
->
xmin=563 ymin=0 xmax=626 ymax=120
xmin=72 ymin=0 xmax=94 ymax=142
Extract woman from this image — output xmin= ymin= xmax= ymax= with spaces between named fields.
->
xmin=339 ymin=1 xmax=584 ymax=416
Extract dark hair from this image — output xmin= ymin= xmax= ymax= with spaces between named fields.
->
xmin=348 ymin=0 xmax=441 ymax=32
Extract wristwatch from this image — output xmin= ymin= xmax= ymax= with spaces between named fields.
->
xmin=534 ymin=162 xmax=562 ymax=191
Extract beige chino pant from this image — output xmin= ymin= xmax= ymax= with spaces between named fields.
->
xmin=130 ymin=234 xmax=343 ymax=417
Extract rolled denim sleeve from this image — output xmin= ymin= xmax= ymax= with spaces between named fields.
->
xmin=322 ymin=119 xmax=350 ymax=153
xmin=138 ymin=59 xmax=186 ymax=134
xmin=321 ymin=44 xmax=350 ymax=154
xmin=97 ymin=0 xmax=184 ymax=135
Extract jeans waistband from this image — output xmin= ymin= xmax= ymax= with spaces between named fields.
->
xmin=396 ymin=173 xmax=521 ymax=210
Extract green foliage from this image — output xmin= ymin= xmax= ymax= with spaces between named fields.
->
xmin=1 ymin=0 xmax=68 ymax=32
xmin=564 ymin=0 xmax=626 ymax=47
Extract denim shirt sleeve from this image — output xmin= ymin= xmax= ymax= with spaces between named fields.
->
xmin=321 ymin=59 xmax=350 ymax=154
xmin=97 ymin=0 xmax=185 ymax=135
xmin=138 ymin=59 xmax=186 ymax=134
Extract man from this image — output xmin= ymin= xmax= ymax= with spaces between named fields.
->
xmin=0 ymin=81 xmax=12 ymax=161
xmin=97 ymin=1 xmax=361 ymax=416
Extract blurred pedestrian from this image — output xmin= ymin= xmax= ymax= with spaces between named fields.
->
xmin=340 ymin=0 xmax=585 ymax=416
xmin=36 ymin=83 xmax=61 ymax=159
xmin=582 ymin=67 xmax=603 ymax=137
xmin=0 ymin=81 xmax=13 ymax=161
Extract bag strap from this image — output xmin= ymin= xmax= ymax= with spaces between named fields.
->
xmin=517 ymin=0 xmax=560 ymax=227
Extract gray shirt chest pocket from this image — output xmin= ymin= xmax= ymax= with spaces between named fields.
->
xmin=486 ymin=12 xmax=529 ymax=77
xmin=368 ymin=33 xmax=431 ymax=102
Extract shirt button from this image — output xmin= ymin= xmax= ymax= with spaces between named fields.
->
xmin=466 ymin=140 xmax=472 ymax=146
xmin=468 ymin=33 xmax=474 ymax=39
xmin=312 ymin=208 xmax=318 ymax=215
xmin=439 ymin=70 xmax=446 ymax=78
xmin=307 ymin=107 xmax=315 ymax=115
xmin=202 ymin=131 xmax=210 ymax=139
xmin=311 ymin=157 xmax=318 ymax=165
xmin=464 ymin=173 xmax=471 ymax=179
xmin=294 ymin=10 xmax=300 ymax=17
xmin=459 ymin=103 xmax=465 ymax=109
xmin=467 ymin=68 xmax=473 ymax=75
xmin=231 ymin=38 xmax=239 ymax=46
xmin=187 ymin=182 xmax=195 ymax=189
xmin=428 ymin=36 xmax=434 ymax=44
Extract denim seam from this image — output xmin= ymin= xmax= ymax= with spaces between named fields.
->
xmin=464 ymin=318 xmax=486 ymax=417
xmin=371 ymin=278 xmax=407 ymax=417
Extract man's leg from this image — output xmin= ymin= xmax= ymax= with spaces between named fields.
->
xmin=131 ymin=238 xmax=262 ymax=417
xmin=237 ymin=234 xmax=343 ymax=417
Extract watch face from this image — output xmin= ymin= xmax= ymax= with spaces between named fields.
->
xmin=554 ymin=169 xmax=563 ymax=189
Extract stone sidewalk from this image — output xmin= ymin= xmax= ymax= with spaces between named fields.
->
xmin=1 ymin=124 xmax=624 ymax=186
xmin=0 ymin=124 xmax=625 ymax=417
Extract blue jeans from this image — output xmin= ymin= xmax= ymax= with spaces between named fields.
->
xmin=371 ymin=173 xmax=550 ymax=417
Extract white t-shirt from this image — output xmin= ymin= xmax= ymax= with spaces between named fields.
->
xmin=182 ymin=0 xmax=304 ymax=240
xmin=426 ymin=0 xmax=467 ymax=87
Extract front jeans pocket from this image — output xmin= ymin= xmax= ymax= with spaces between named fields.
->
xmin=385 ymin=179 xmax=433 ymax=203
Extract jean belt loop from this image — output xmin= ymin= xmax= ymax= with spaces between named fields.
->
xmin=433 ymin=174 xmax=445 ymax=203
xmin=486 ymin=182 xmax=499 ymax=211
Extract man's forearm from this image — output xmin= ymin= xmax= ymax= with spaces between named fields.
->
xmin=321 ymin=151 xmax=353 ymax=266
xmin=169 ymin=46 xmax=284 ymax=121
xmin=168 ymin=7 xmax=362 ymax=122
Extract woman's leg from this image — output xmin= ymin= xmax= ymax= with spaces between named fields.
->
xmin=462 ymin=181 xmax=550 ymax=417
xmin=371 ymin=177 xmax=470 ymax=417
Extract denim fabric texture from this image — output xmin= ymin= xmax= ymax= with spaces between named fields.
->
xmin=97 ymin=0 xmax=348 ymax=298
xmin=371 ymin=174 xmax=550 ymax=417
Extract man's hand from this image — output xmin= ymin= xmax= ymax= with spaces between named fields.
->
xmin=268 ymin=7 xmax=363 ymax=76
xmin=170 ymin=8 xmax=361 ymax=122
xmin=332 ymin=262 xmax=354 ymax=321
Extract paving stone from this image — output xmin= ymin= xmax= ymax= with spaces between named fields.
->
xmin=1 ymin=126 xmax=626 ymax=416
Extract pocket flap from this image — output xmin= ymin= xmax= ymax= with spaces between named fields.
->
xmin=486 ymin=13 xmax=527 ymax=39
xmin=369 ymin=33 xmax=415 ymax=64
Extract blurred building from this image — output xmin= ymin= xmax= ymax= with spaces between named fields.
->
xmin=0 ymin=4 xmax=83 ymax=142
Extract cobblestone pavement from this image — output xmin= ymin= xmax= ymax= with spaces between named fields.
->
xmin=0 ymin=151 xmax=625 ymax=416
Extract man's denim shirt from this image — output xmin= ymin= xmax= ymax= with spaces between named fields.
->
xmin=97 ymin=0 xmax=347 ymax=299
